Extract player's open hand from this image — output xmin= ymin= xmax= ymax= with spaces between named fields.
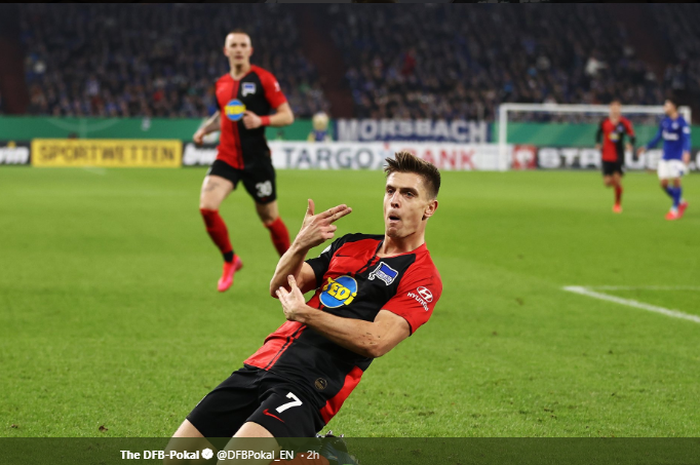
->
xmin=294 ymin=199 xmax=352 ymax=251
xmin=276 ymin=275 xmax=308 ymax=322
xmin=683 ymin=151 xmax=691 ymax=165
xmin=242 ymin=111 xmax=262 ymax=129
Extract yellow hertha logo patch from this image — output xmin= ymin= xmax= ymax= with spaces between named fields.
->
xmin=224 ymin=99 xmax=246 ymax=121
xmin=320 ymin=276 xmax=358 ymax=308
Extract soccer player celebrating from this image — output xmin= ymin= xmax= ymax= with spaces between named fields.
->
xmin=637 ymin=98 xmax=691 ymax=220
xmin=595 ymin=100 xmax=635 ymax=213
xmin=166 ymin=152 xmax=442 ymax=458
xmin=194 ymin=30 xmax=294 ymax=292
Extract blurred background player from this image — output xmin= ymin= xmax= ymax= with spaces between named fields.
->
xmin=194 ymin=30 xmax=294 ymax=291
xmin=637 ymin=98 xmax=691 ymax=221
xmin=595 ymin=100 xmax=635 ymax=213
xmin=307 ymin=112 xmax=332 ymax=142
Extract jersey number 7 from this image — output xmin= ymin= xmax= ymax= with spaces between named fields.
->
xmin=276 ymin=392 xmax=303 ymax=413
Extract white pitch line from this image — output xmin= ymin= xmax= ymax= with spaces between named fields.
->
xmin=591 ymin=286 xmax=700 ymax=291
xmin=81 ymin=166 xmax=107 ymax=175
xmin=562 ymin=286 xmax=700 ymax=324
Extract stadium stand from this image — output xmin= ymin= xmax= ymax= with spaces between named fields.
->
xmin=20 ymin=4 xmax=328 ymax=118
xmin=11 ymin=4 xmax=697 ymax=121
xmin=651 ymin=4 xmax=700 ymax=95
xmin=325 ymin=4 xmax=663 ymax=121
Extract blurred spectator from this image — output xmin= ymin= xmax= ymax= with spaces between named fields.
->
xmin=18 ymin=4 xmax=328 ymax=118
xmin=12 ymin=4 xmax=697 ymax=122
xmin=307 ymin=112 xmax=332 ymax=142
xmin=652 ymin=4 xmax=700 ymax=95
xmin=326 ymin=4 xmax=665 ymax=121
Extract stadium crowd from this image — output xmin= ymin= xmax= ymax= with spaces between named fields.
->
xmin=20 ymin=4 xmax=328 ymax=118
xmin=652 ymin=4 xmax=700 ymax=96
xmin=15 ymin=4 xmax=698 ymax=121
xmin=327 ymin=4 xmax=664 ymax=121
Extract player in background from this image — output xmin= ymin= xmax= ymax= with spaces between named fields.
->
xmin=637 ymin=98 xmax=691 ymax=220
xmin=307 ymin=112 xmax=332 ymax=142
xmin=595 ymin=100 xmax=635 ymax=213
xmin=194 ymin=30 xmax=294 ymax=292
xmin=165 ymin=152 xmax=442 ymax=462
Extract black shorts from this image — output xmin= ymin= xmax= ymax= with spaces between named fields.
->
xmin=602 ymin=161 xmax=624 ymax=176
xmin=186 ymin=366 xmax=326 ymax=443
xmin=207 ymin=158 xmax=277 ymax=204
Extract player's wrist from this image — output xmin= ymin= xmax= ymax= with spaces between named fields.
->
xmin=290 ymin=239 xmax=313 ymax=255
xmin=294 ymin=304 xmax=316 ymax=325
xmin=260 ymin=116 xmax=271 ymax=126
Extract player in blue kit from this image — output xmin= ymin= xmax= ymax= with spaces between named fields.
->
xmin=637 ymin=98 xmax=691 ymax=220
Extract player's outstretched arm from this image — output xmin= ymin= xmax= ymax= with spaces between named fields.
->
xmin=276 ymin=276 xmax=410 ymax=358
xmin=193 ymin=111 xmax=221 ymax=145
xmin=641 ymin=124 xmax=663 ymax=153
xmin=269 ymin=199 xmax=352 ymax=297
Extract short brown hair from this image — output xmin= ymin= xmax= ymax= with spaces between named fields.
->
xmin=228 ymin=28 xmax=249 ymax=36
xmin=226 ymin=29 xmax=251 ymax=44
xmin=384 ymin=151 xmax=441 ymax=199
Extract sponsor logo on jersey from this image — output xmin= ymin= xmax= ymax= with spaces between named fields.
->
xmin=224 ymin=99 xmax=246 ymax=121
xmin=314 ymin=378 xmax=328 ymax=390
xmin=262 ymin=409 xmax=285 ymax=423
xmin=242 ymin=82 xmax=256 ymax=96
xmin=368 ymin=262 xmax=398 ymax=285
xmin=407 ymin=286 xmax=433 ymax=311
xmin=662 ymin=131 xmax=679 ymax=141
xmin=320 ymin=276 xmax=358 ymax=308
xmin=416 ymin=286 xmax=433 ymax=302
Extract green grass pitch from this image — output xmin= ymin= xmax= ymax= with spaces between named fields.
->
xmin=1 ymin=167 xmax=698 ymax=438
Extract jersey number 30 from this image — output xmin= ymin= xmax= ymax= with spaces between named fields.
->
xmin=256 ymin=181 xmax=273 ymax=198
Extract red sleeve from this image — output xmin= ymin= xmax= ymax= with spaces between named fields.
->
xmin=382 ymin=265 xmax=442 ymax=335
xmin=623 ymin=118 xmax=635 ymax=136
xmin=257 ymin=68 xmax=287 ymax=109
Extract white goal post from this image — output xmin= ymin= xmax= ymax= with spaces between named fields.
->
xmin=498 ymin=103 xmax=692 ymax=169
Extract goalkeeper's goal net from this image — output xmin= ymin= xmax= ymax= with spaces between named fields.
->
xmin=497 ymin=103 xmax=692 ymax=171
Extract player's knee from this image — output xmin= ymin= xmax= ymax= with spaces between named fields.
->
xmin=256 ymin=205 xmax=278 ymax=225
xmin=199 ymin=196 xmax=219 ymax=211
xmin=260 ymin=213 xmax=277 ymax=225
xmin=200 ymin=207 xmax=217 ymax=223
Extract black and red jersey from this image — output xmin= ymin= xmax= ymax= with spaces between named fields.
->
xmin=215 ymin=65 xmax=287 ymax=169
xmin=596 ymin=117 xmax=636 ymax=163
xmin=244 ymin=233 xmax=442 ymax=423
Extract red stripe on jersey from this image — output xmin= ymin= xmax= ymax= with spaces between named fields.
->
xmin=253 ymin=65 xmax=287 ymax=109
xmin=244 ymin=321 xmax=306 ymax=370
xmin=319 ymin=366 xmax=364 ymax=424
xmin=215 ymin=75 xmax=245 ymax=169
xmin=230 ymin=79 xmax=244 ymax=169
